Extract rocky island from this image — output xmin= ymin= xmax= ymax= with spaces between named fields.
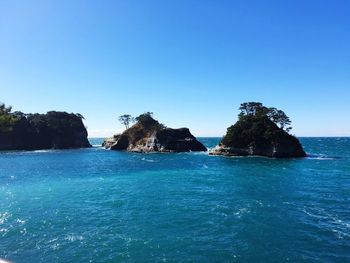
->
xmin=0 ymin=103 xmax=91 ymax=150
xmin=103 ymin=112 xmax=207 ymax=153
xmin=210 ymin=102 xmax=306 ymax=158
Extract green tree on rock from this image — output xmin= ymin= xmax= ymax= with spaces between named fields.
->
xmin=135 ymin=112 xmax=166 ymax=130
xmin=0 ymin=103 xmax=18 ymax=132
xmin=238 ymin=102 xmax=292 ymax=132
xmin=118 ymin=114 xmax=135 ymax=130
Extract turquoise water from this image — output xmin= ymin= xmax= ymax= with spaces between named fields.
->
xmin=0 ymin=137 xmax=349 ymax=262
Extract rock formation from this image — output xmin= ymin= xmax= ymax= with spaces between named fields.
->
xmin=0 ymin=111 xmax=91 ymax=150
xmin=103 ymin=113 xmax=207 ymax=153
xmin=209 ymin=102 xmax=306 ymax=158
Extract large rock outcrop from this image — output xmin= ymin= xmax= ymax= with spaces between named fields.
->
xmin=209 ymin=103 xmax=306 ymax=158
xmin=103 ymin=114 xmax=207 ymax=153
xmin=0 ymin=111 xmax=91 ymax=150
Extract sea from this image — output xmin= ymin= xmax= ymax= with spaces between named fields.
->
xmin=0 ymin=137 xmax=349 ymax=262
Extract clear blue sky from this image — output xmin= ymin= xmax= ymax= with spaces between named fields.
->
xmin=1 ymin=0 xmax=349 ymax=137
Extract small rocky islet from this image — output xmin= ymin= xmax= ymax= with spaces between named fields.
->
xmin=103 ymin=112 xmax=207 ymax=153
xmin=209 ymin=102 xmax=306 ymax=158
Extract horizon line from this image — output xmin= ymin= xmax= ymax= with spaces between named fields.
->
xmin=88 ymin=136 xmax=350 ymax=138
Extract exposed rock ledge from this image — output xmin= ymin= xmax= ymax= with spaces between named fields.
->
xmin=209 ymin=140 xmax=306 ymax=158
xmin=103 ymin=114 xmax=207 ymax=153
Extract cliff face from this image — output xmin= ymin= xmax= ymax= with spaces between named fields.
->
xmin=103 ymin=116 xmax=207 ymax=153
xmin=0 ymin=111 xmax=91 ymax=150
xmin=210 ymin=116 xmax=306 ymax=158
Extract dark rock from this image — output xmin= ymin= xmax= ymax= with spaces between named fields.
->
xmin=110 ymin=134 xmax=129 ymax=150
xmin=103 ymin=115 xmax=206 ymax=153
xmin=0 ymin=111 xmax=91 ymax=151
xmin=210 ymin=115 xmax=306 ymax=158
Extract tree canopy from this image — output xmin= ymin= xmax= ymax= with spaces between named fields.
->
xmin=238 ymin=102 xmax=292 ymax=132
xmin=0 ymin=103 xmax=18 ymax=132
xmin=118 ymin=114 xmax=135 ymax=129
xmin=135 ymin=112 xmax=153 ymax=123
xmin=118 ymin=112 xmax=165 ymax=131
xmin=134 ymin=112 xmax=166 ymax=130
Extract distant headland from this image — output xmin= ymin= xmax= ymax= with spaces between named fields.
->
xmin=0 ymin=103 xmax=91 ymax=151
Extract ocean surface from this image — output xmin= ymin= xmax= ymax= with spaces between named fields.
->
xmin=0 ymin=137 xmax=349 ymax=262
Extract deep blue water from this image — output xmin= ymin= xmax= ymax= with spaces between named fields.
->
xmin=0 ymin=137 xmax=349 ymax=262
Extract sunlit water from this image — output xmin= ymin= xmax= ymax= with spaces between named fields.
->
xmin=0 ymin=138 xmax=349 ymax=262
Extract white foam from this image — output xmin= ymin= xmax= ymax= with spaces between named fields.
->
xmin=65 ymin=234 xmax=84 ymax=242
xmin=16 ymin=218 xmax=26 ymax=224
xmin=33 ymin=149 xmax=53 ymax=153
xmin=307 ymin=156 xmax=335 ymax=160
xmin=141 ymin=157 xmax=156 ymax=162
